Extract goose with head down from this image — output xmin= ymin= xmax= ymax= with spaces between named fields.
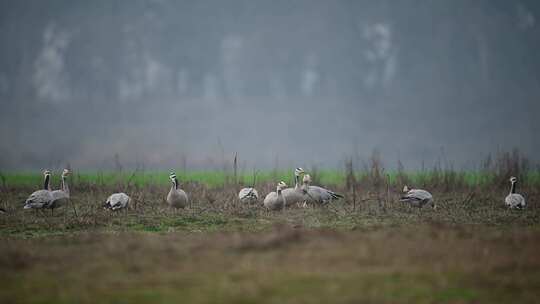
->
xmin=400 ymin=185 xmax=435 ymax=209
xmin=103 ymin=192 xmax=131 ymax=211
xmin=238 ymin=187 xmax=259 ymax=204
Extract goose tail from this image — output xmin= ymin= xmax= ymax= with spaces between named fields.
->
xmin=330 ymin=192 xmax=344 ymax=199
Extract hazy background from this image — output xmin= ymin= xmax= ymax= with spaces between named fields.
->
xmin=0 ymin=0 xmax=539 ymax=171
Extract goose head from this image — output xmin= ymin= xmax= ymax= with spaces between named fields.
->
xmin=43 ymin=170 xmax=52 ymax=190
xmin=62 ymin=169 xmax=71 ymax=177
xmin=509 ymin=176 xmax=517 ymax=183
xmin=294 ymin=167 xmax=305 ymax=177
xmin=277 ymin=181 xmax=287 ymax=191
xmin=169 ymin=172 xmax=177 ymax=181
xmin=403 ymin=185 xmax=409 ymax=193
xmin=302 ymin=174 xmax=312 ymax=184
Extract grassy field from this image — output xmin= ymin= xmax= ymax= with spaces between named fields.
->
xmin=1 ymin=170 xmax=539 ymax=303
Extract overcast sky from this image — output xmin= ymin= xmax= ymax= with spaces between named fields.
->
xmin=0 ymin=0 xmax=539 ymax=171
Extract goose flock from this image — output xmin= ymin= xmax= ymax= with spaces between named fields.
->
xmin=18 ymin=168 xmax=527 ymax=215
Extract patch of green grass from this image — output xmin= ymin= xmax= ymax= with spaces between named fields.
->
xmin=100 ymin=213 xmax=267 ymax=234
xmin=3 ymin=169 xmax=539 ymax=189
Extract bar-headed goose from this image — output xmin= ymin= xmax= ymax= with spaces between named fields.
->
xmin=24 ymin=170 xmax=53 ymax=210
xmin=103 ymin=193 xmax=130 ymax=211
xmin=505 ymin=176 xmax=526 ymax=209
xmin=301 ymin=174 xmax=343 ymax=206
xmin=263 ymin=181 xmax=287 ymax=210
xmin=239 ymin=187 xmax=259 ymax=204
xmin=400 ymin=185 xmax=435 ymax=209
xmin=49 ymin=169 xmax=70 ymax=214
xmin=167 ymin=172 xmax=189 ymax=208
xmin=281 ymin=167 xmax=306 ymax=207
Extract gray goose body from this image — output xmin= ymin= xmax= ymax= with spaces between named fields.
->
xmin=167 ymin=172 xmax=189 ymax=208
xmin=24 ymin=170 xmax=53 ymax=210
xmin=263 ymin=181 xmax=287 ymax=210
xmin=301 ymin=174 xmax=343 ymax=205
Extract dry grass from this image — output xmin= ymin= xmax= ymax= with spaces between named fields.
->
xmin=0 ymin=174 xmax=539 ymax=303
xmin=1 ymin=224 xmax=540 ymax=303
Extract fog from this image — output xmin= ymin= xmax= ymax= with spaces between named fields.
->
xmin=1 ymin=0 xmax=539 ymax=171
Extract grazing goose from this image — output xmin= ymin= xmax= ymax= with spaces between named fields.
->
xmin=263 ymin=181 xmax=287 ymax=210
xmin=166 ymin=172 xmax=189 ymax=208
xmin=24 ymin=170 xmax=54 ymax=210
xmin=48 ymin=169 xmax=70 ymax=214
xmin=281 ymin=167 xmax=306 ymax=207
xmin=238 ymin=187 xmax=259 ymax=204
xmin=301 ymin=174 xmax=344 ymax=206
xmin=400 ymin=185 xmax=435 ymax=209
xmin=505 ymin=176 xmax=526 ymax=209
xmin=103 ymin=193 xmax=130 ymax=211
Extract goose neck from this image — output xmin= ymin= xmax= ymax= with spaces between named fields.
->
xmin=44 ymin=175 xmax=50 ymax=191
xmin=62 ymin=175 xmax=69 ymax=195
xmin=510 ymin=181 xmax=516 ymax=194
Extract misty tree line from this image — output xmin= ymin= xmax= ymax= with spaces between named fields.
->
xmin=1 ymin=1 xmax=539 ymax=105
xmin=0 ymin=0 xmax=539 ymax=169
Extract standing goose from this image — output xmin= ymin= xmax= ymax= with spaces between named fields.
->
xmin=301 ymin=174 xmax=344 ymax=206
xmin=400 ymin=185 xmax=435 ymax=209
xmin=103 ymin=193 xmax=130 ymax=211
xmin=281 ymin=167 xmax=306 ymax=207
xmin=263 ymin=181 xmax=287 ymax=210
xmin=505 ymin=176 xmax=526 ymax=209
xmin=167 ymin=172 xmax=189 ymax=208
xmin=48 ymin=169 xmax=70 ymax=214
xmin=24 ymin=170 xmax=53 ymax=210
